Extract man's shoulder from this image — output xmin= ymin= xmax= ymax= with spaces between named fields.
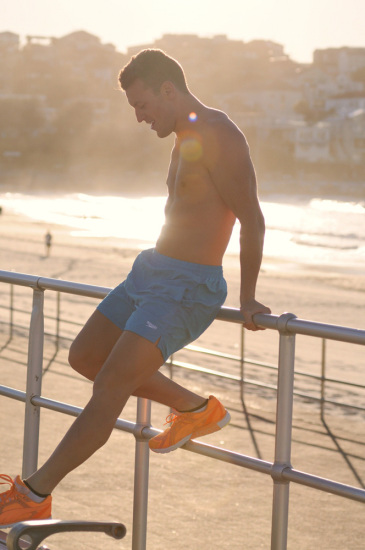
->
xmin=201 ymin=107 xmax=244 ymax=138
xmin=199 ymin=107 xmax=248 ymax=154
xmin=202 ymin=106 xmax=233 ymax=125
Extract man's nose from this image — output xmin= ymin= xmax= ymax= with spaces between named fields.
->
xmin=135 ymin=110 xmax=144 ymax=123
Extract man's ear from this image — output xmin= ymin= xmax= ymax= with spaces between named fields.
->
xmin=160 ymin=81 xmax=176 ymax=99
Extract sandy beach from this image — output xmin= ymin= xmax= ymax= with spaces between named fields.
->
xmin=0 ymin=208 xmax=364 ymax=549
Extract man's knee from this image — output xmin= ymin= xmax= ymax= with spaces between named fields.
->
xmin=68 ymin=340 xmax=83 ymax=371
xmin=68 ymin=340 xmax=97 ymax=380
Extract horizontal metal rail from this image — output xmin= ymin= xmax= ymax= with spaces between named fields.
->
xmin=168 ymin=358 xmax=365 ymax=412
xmin=0 ymin=384 xmax=363 ymax=505
xmin=0 ymin=269 xmax=364 ymax=345
xmin=1 ymin=277 xmax=364 ymax=414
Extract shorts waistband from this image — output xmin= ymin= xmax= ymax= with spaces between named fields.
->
xmin=145 ymin=248 xmax=223 ymax=278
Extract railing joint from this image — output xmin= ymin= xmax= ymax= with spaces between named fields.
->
xmin=30 ymin=393 xmax=41 ymax=405
xmin=276 ymin=312 xmax=297 ymax=334
xmin=29 ymin=277 xmax=44 ymax=292
xmin=271 ymin=462 xmax=292 ymax=483
xmin=133 ymin=422 xmax=151 ymax=442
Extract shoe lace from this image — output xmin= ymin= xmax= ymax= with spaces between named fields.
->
xmin=163 ymin=413 xmax=179 ymax=426
xmin=0 ymin=474 xmax=16 ymax=504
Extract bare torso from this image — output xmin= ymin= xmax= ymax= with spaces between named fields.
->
xmin=156 ymin=108 xmax=236 ymax=265
xmin=125 ymin=74 xmax=269 ymax=326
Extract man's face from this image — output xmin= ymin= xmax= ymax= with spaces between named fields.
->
xmin=125 ymin=78 xmax=175 ymax=138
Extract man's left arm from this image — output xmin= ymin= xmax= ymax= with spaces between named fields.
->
xmin=207 ymin=121 xmax=271 ymax=330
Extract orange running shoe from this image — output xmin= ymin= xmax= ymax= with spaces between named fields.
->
xmin=149 ymin=395 xmax=230 ymax=454
xmin=0 ymin=475 xmax=52 ymax=528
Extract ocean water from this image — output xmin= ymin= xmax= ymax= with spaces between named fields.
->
xmin=1 ymin=191 xmax=364 ymax=271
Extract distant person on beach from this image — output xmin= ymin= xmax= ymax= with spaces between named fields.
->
xmin=45 ymin=231 xmax=52 ymax=257
xmin=0 ymin=49 xmax=271 ymax=525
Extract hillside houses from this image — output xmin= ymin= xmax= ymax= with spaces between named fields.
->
xmin=295 ymin=123 xmax=331 ymax=163
xmin=325 ymin=92 xmax=365 ymax=117
xmin=0 ymin=30 xmax=365 ymax=180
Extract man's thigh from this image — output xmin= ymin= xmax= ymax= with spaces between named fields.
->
xmin=94 ymin=329 xmax=165 ymax=398
xmin=69 ymin=309 xmax=123 ymax=379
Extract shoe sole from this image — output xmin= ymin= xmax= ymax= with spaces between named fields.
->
xmin=149 ymin=433 xmax=192 ymax=454
xmin=150 ymin=410 xmax=231 ymax=454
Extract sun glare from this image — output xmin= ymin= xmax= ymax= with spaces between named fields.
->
xmin=180 ymin=138 xmax=203 ymax=162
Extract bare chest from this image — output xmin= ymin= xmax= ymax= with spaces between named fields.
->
xmin=166 ymin=146 xmax=216 ymax=206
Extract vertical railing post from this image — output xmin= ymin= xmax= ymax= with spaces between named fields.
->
xmin=240 ymin=324 xmax=245 ymax=406
xmin=55 ymin=291 xmax=61 ymax=352
xmin=132 ymin=397 xmax=151 ymax=550
xmin=320 ymin=338 xmax=326 ymax=420
xmin=271 ymin=313 xmax=297 ymax=550
xmin=22 ymin=285 xmax=45 ymax=479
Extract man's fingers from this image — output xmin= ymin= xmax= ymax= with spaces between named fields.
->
xmin=243 ymin=320 xmax=264 ymax=331
xmin=240 ymin=301 xmax=271 ymax=331
xmin=242 ymin=310 xmax=270 ymax=330
xmin=242 ymin=314 xmax=257 ymax=331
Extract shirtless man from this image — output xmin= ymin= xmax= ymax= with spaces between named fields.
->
xmin=0 ymin=49 xmax=270 ymax=526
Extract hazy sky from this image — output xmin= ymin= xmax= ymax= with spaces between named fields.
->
xmin=1 ymin=0 xmax=364 ymax=63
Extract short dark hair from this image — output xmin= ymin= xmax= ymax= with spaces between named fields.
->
xmin=119 ymin=49 xmax=189 ymax=94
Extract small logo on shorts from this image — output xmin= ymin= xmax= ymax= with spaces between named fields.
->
xmin=146 ymin=321 xmax=158 ymax=330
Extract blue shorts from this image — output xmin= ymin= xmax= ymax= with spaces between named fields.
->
xmin=97 ymin=248 xmax=227 ymax=361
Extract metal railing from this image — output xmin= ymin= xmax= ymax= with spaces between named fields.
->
xmin=2 ymin=282 xmax=364 ymax=418
xmin=0 ymin=269 xmax=364 ymax=550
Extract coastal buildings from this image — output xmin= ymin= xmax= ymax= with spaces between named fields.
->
xmin=0 ymin=30 xmax=364 ymax=184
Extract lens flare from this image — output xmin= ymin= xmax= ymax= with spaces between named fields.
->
xmin=188 ymin=112 xmax=197 ymax=122
xmin=180 ymin=137 xmax=202 ymax=162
